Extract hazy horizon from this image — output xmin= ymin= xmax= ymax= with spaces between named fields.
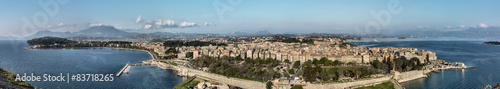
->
xmin=1 ymin=0 xmax=500 ymax=37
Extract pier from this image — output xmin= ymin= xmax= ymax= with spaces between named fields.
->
xmin=116 ymin=63 xmax=151 ymax=77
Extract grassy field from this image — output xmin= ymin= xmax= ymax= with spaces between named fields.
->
xmin=173 ymin=77 xmax=200 ymax=89
xmin=322 ymin=66 xmax=369 ymax=73
xmin=355 ymin=81 xmax=395 ymax=89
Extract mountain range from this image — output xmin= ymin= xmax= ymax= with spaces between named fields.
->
xmin=23 ymin=26 xmax=500 ymax=40
xmin=392 ymin=27 xmax=500 ymax=38
xmin=26 ymin=26 xmax=132 ymax=39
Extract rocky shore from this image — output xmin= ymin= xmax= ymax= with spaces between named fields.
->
xmin=0 ymin=68 xmax=34 ymax=89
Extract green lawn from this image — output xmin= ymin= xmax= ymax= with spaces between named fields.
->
xmin=173 ymin=77 xmax=200 ymax=89
xmin=355 ymin=81 xmax=395 ymax=89
xmin=322 ymin=66 xmax=368 ymax=73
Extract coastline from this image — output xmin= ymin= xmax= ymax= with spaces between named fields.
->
xmin=26 ymin=47 xmax=158 ymax=60
xmin=304 ymin=60 xmax=474 ymax=89
xmin=23 ymin=40 xmax=476 ymax=89
xmin=145 ymin=60 xmax=267 ymax=89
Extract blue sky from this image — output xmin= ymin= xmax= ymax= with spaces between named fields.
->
xmin=1 ymin=0 xmax=499 ymax=37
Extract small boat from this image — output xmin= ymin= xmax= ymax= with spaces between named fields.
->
xmin=398 ymin=37 xmax=406 ymax=39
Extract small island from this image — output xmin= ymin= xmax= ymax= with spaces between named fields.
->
xmin=483 ymin=41 xmax=500 ymax=45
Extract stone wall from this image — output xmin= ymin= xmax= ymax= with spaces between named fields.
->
xmin=177 ymin=66 xmax=266 ymax=89
xmin=396 ymin=70 xmax=431 ymax=83
xmin=303 ymin=76 xmax=391 ymax=89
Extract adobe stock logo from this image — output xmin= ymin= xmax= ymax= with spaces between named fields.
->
xmin=9 ymin=0 xmax=70 ymax=52
xmin=21 ymin=0 xmax=70 ymax=36
xmin=213 ymin=0 xmax=243 ymax=21
xmin=362 ymin=0 xmax=404 ymax=34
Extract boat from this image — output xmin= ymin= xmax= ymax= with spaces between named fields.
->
xmin=397 ymin=37 xmax=406 ymax=39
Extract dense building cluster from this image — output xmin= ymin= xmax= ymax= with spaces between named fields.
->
xmin=135 ymin=37 xmax=437 ymax=64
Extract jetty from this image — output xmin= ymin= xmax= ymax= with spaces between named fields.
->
xmin=116 ymin=63 xmax=151 ymax=77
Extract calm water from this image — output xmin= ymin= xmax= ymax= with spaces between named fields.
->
xmin=351 ymin=38 xmax=500 ymax=89
xmin=0 ymin=40 xmax=183 ymax=89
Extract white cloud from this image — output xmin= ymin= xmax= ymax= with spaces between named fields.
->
xmin=144 ymin=24 xmax=152 ymax=29
xmin=136 ymin=15 xmax=142 ymax=23
xmin=43 ymin=22 xmax=65 ymax=29
xmin=204 ymin=22 xmax=213 ymax=26
xmin=179 ymin=22 xmax=197 ymax=27
xmin=460 ymin=25 xmax=465 ymax=28
xmin=479 ymin=23 xmax=488 ymax=28
xmin=139 ymin=18 xmax=199 ymax=29
xmin=58 ymin=23 xmax=64 ymax=26
xmin=89 ymin=23 xmax=108 ymax=27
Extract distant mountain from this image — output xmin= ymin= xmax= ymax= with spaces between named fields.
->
xmin=74 ymin=26 xmax=130 ymax=37
xmin=253 ymin=30 xmax=273 ymax=36
xmin=25 ymin=30 xmax=74 ymax=39
xmin=227 ymin=31 xmax=250 ymax=36
xmin=226 ymin=30 xmax=274 ymax=36
xmin=0 ymin=36 xmax=7 ymax=40
xmin=444 ymin=27 xmax=500 ymax=38
xmin=392 ymin=27 xmax=500 ymax=38
xmin=26 ymin=26 xmax=132 ymax=39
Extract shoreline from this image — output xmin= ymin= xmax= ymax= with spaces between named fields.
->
xmin=24 ymin=46 xmax=474 ymax=89
xmin=398 ymin=66 xmax=475 ymax=83
xmin=26 ymin=47 xmax=158 ymax=60
xmin=305 ymin=61 xmax=474 ymax=89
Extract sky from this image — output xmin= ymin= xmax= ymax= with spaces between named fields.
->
xmin=1 ymin=0 xmax=499 ymax=37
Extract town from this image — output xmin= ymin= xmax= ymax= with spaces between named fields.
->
xmin=26 ymin=36 xmax=471 ymax=89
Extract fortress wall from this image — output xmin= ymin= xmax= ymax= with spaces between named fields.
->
xmin=178 ymin=67 xmax=266 ymax=89
xmin=396 ymin=70 xmax=427 ymax=83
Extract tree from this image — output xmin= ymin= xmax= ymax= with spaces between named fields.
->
xmin=284 ymin=59 xmax=291 ymax=63
xmin=348 ymin=62 xmax=355 ymax=66
xmin=303 ymin=65 xmax=316 ymax=82
xmin=334 ymin=72 xmax=340 ymax=80
xmin=266 ymin=81 xmax=273 ymax=89
xmin=288 ymin=69 xmax=295 ymax=74
xmin=297 ymin=70 xmax=304 ymax=75
xmin=410 ymin=57 xmax=421 ymax=65
xmin=324 ymin=60 xmax=332 ymax=66
xmin=320 ymin=69 xmax=331 ymax=81
xmin=235 ymin=56 xmax=243 ymax=61
xmin=319 ymin=57 xmax=328 ymax=65
xmin=165 ymin=47 xmax=177 ymax=54
xmin=274 ymin=72 xmax=281 ymax=78
xmin=393 ymin=59 xmax=403 ymax=71
xmin=291 ymin=85 xmax=303 ymax=89
xmin=371 ymin=60 xmax=383 ymax=69
xmin=293 ymin=61 xmax=301 ymax=68
xmin=312 ymin=58 xmax=319 ymax=66
xmin=304 ymin=60 xmax=313 ymax=67
xmin=285 ymin=73 xmax=290 ymax=77
xmin=314 ymin=66 xmax=322 ymax=74
xmin=333 ymin=60 xmax=343 ymax=66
